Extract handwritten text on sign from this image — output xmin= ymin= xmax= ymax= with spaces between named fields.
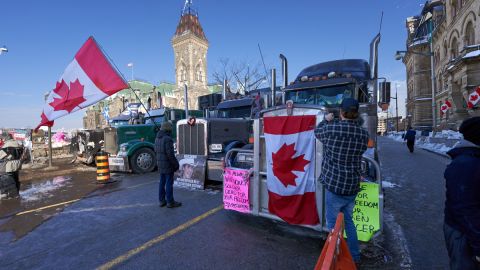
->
xmin=223 ymin=168 xmax=250 ymax=213
xmin=353 ymin=182 xmax=380 ymax=242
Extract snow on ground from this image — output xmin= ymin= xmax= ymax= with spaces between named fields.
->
xmin=386 ymin=131 xmax=461 ymax=156
xmin=20 ymin=176 xmax=72 ymax=202
xmin=382 ymin=181 xmax=401 ymax=188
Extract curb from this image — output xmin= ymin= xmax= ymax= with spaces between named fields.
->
xmin=419 ymin=147 xmax=450 ymax=159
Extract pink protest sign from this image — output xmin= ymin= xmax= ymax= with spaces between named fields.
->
xmin=223 ymin=168 xmax=250 ymax=213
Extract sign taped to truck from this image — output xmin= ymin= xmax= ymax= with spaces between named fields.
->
xmin=174 ymin=154 xmax=207 ymax=189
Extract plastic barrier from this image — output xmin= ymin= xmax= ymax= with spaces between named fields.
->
xmin=314 ymin=213 xmax=356 ymax=270
xmin=96 ymin=151 xmax=111 ymax=183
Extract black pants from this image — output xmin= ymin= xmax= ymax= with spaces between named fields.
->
xmin=9 ymin=172 xmax=20 ymax=191
xmin=407 ymin=140 xmax=415 ymax=153
xmin=444 ymin=223 xmax=480 ymax=270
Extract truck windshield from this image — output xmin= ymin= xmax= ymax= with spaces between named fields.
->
xmin=145 ymin=116 xmax=164 ymax=124
xmin=218 ymin=106 xmax=251 ymax=119
xmin=285 ymin=83 xmax=355 ymax=107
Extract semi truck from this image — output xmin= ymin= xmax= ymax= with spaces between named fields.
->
xmin=105 ymin=107 xmax=203 ymax=173
xmin=176 ymin=97 xmax=256 ymax=181
xmin=225 ymin=34 xmax=385 ymax=235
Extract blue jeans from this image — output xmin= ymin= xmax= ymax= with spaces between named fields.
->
xmin=159 ymin=173 xmax=174 ymax=203
xmin=325 ymin=189 xmax=360 ymax=261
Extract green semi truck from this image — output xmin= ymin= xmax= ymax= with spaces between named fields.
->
xmin=102 ymin=107 xmax=202 ymax=173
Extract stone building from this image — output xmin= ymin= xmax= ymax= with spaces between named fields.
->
xmin=432 ymin=0 xmax=480 ymax=129
xmin=82 ymin=2 xmax=220 ymax=129
xmin=403 ymin=0 xmax=480 ymax=131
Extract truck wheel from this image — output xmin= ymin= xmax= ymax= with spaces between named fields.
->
xmin=0 ymin=174 xmax=19 ymax=199
xmin=130 ymin=148 xmax=156 ymax=174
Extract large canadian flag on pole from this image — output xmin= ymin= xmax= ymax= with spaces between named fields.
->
xmin=264 ymin=115 xmax=319 ymax=225
xmin=35 ymin=37 xmax=128 ymax=130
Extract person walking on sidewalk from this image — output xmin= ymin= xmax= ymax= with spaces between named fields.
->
xmin=315 ymin=98 xmax=369 ymax=263
xmin=404 ymin=126 xmax=416 ymax=153
xmin=444 ymin=117 xmax=480 ymax=270
xmin=154 ymin=121 xmax=182 ymax=208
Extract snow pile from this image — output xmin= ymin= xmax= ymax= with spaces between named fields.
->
xmin=464 ymin=49 xmax=480 ymax=59
xmin=386 ymin=132 xmax=456 ymax=156
xmin=433 ymin=130 xmax=463 ymax=139
xmin=20 ymin=176 xmax=72 ymax=202
xmin=387 ymin=133 xmax=405 ymax=142
xmin=419 ymin=142 xmax=452 ymax=155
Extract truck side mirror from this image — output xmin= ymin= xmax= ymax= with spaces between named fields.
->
xmin=379 ymin=82 xmax=391 ymax=104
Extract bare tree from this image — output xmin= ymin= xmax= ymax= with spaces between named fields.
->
xmin=211 ymin=58 xmax=268 ymax=95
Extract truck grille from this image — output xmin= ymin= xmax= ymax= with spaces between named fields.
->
xmin=177 ymin=123 xmax=206 ymax=155
xmin=104 ymin=128 xmax=118 ymax=155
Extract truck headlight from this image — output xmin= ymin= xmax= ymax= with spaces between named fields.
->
xmin=209 ymin=144 xmax=223 ymax=152
xmin=120 ymin=143 xmax=128 ymax=153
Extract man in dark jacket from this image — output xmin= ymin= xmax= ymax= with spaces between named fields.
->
xmin=404 ymin=126 xmax=416 ymax=153
xmin=315 ymin=98 xmax=369 ymax=263
xmin=154 ymin=121 xmax=181 ymax=208
xmin=444 ymin=116 xmax=480 ymax=269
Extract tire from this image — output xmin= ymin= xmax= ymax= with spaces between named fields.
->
xmin=130 ymin=148 xmax=156 ymax=174
xmin=0 ymin=174 xmax=19 ymax=199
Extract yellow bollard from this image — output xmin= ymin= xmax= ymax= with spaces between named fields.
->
xmin=96 ymin=151 xmax=111 ymax=183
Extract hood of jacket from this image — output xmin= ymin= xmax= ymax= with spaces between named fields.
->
xmin=447 ymin=139 xmax=480 ymax=159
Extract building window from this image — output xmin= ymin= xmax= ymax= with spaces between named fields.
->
xmin=464 ymin=21 xmax=475 ymax=46
xmin=451 ymin=0 xmax=458 ymax=19
xmin=450 ymin=37 xmax=459 ymax=59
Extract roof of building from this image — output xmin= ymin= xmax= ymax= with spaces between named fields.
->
xmin=174 ymin=14 xmax=207 ymax=41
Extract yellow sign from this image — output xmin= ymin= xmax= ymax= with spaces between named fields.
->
xmin=352 ymin=182 xmax=380 ymax=242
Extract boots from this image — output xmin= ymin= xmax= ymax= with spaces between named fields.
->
xmin=167 ymin=201 xmax=182 ymax=208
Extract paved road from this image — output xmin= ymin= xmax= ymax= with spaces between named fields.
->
xmin=0 ymin=173 xmax=322 ymax=270
xmin=378 ymin=137 xmax=450 ymax=269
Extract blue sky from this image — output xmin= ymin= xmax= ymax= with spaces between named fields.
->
xmin=0 ymin=0 xmax=426 ymax=129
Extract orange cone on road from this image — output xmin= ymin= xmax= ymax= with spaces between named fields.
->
xmin=314 ymin=213 xmax=356 ymax=270
xmin=96 ymin=151 xmax=111 ymax=183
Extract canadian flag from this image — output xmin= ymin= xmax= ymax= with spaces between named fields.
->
xmin=35 ymin=37 xmax=128 ymax=130
xmin=440 ymin=99 xmax=452 ymax=114
xmin=467 ymin=87 xmax=480 ymax=109
xmin=264 ymin=115 xmax=319 ymax=225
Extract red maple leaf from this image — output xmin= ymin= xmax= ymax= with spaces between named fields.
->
xmin=49 ymin=79 xmax=86 ymax=112
xmin=470 ymin=94 xmax=479 ymax=102
xmin=272 ymin=143 xmax=310 ymax=187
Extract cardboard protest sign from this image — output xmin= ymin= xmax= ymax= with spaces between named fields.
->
xmin=352 ymin=182 xmax=380 ymax=242
xmin=223 ymin=168 xmax=250 ymax=213
xmin=174 ymin=154 xmax=207 ymax=189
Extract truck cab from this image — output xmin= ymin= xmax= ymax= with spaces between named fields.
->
xmin=105 ymin=107 xmax=203 ymax=174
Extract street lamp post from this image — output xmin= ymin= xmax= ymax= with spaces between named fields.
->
xmin=395 ymin=48 xmax=436 ymax=135
xmin=391 ymin=84 xmax=399 ymax=132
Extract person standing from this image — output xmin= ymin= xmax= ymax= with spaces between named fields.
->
xmin=315 ymin=98 xmax=369 ymax=263
xmin=444 ymin=117 xmax=480 ymax=270
xmin=154 ymin=121 xmax=182 ymax=208
xmin=404 ymin=126 xmax=416 ymax=153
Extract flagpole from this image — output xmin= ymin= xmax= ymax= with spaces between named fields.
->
xmin=48 ymin=126 xmax=52 ymax=168
xmin=95 ymin=39 xmax=159 ymax=130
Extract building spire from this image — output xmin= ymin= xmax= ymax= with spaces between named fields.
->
xmin=182 ymin=0 xmax=196 ymax=16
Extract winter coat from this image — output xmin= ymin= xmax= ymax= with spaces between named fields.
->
xmin=154 ymin=130 xmax=179 ymax=174
xmin=444 ymin=139 xmax=480 ymax=256
xmin=404 ymin=130 xmax=416 ymax=141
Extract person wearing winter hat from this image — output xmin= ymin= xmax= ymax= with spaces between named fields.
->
xmin=154 ymin=121 xmax=181 ymax=208
xmin=444 ymin=116 xmax=480 ymax=269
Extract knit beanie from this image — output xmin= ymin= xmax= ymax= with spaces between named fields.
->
xmin=161 ymin=121 xmax=173 ymax=132
xmin=459 ymin=117 xmax=480 ymax=146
